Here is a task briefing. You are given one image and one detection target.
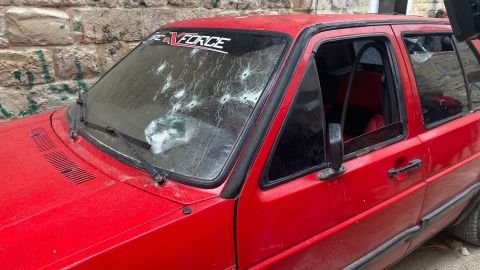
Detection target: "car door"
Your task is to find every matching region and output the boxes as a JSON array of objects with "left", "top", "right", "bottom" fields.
[
  {"left": 392, "top": 24, "right": 480, "bottom": 250},
  {"left": 235, "top": 26, "right": 427, "bottom": 270}
]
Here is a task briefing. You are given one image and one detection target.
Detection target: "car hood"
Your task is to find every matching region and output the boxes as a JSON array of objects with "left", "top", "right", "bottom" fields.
[{"left": 0, "top": 112, "right": 184, "bottom": 269}]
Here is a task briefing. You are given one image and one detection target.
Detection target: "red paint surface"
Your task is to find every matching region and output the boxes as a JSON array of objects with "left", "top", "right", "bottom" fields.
[
  {"left": 235, "top": 26, "right": 428, "bottom": 269},
  {"left": 0, "top": 112, "right": 234, "bottom": 269}
]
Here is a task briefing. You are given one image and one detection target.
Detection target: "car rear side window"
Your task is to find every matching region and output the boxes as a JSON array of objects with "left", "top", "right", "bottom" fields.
[
  {"left": 404, "top": 34, "right": 468, "bottom": 127},
  {"left": 454, "top": 39, "right": 480, "bottom": 109}
]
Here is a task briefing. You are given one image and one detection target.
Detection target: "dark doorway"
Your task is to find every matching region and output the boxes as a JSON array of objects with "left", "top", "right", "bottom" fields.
[{"left": 379, "top": 0, "right": 408, "bottom": 14}]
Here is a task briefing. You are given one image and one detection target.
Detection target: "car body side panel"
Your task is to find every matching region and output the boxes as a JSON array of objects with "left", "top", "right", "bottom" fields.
[
  {"left": 236, "top": 26, "right": 427, "bottom": 269},
  {"left": 409, "top": 198, "right": 472, "bottom": 250},
  {"left": 46, "top": 198, "right": 236, "bottom": 270},
  {"left": 392, "top": 23, "right": 480, "bottom": 251},
  {"left": 419, "top": 117, "right": 480, "bottom": 216},
  {"left": 248, "top": 183, "right": 425, "bottom": 270}
]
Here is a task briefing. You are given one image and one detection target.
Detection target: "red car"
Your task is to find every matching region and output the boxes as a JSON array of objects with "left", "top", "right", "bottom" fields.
[{"left": 2, "top": 14, "right": 480, "bottom": 269}]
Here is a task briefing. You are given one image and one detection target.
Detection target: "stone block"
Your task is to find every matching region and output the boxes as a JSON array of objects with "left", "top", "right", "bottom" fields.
[
  {"left": 0, "top": 9, "right": 7, "bottom": 47},
  {"left": 242, "top": 9, "right": 279, "bottom": 15},
  {"left": 355, "top": 0, "right": 369, "bottom": 13},
  {"left": 168, "top": 0, "right": 201, "bottom": 7},
  {"left": 203, "top": 0, "right": 216, "bottom": 8},
  {"left": 0, "top": 49, "right": 55, "bottom": 87},
  {"left": 290, "top": 0, "right": 307, "bottom": 10},
  {"left": 142, "top": 0, "right": 169, "bottom": 6},
  {"left": 264, "top": 0, "right": 291, "bottom": 9},
  {"left": 309, "top": 0, "right": 367, "bottom": 13},
  {"left": 143, "top": 8, "right": 195, "bottom": 33},
  {"left": 277, "top": 8, "right": 293, "bottom": 14},
  {"left": 85, "top": 0, "right": 119, "bottom": 7},
  {"left": 28, "top": 78, "right": 98, "bottom": 114},
  {"left": 86, "top": 0, "right": 167, "bottom": 8},
  {"left": 216, "top": 10, "right": 241, "bottom": 16},
  {"left": 216, "top": 0, "right": 263, "bottom": 9},
  {"left": 12, "top": 0, "right": 86, "bottom": 6},
  {"left": 6, "top": 7, "right": 73, "bottom": 45},
  {"left": 191, "top": 8, "right": 216, "bottom": 18},
  {"left": 0, "top": 86, "right": 28, "bottom": 119},
  {"left": 207, "top": 0, "right": 290, "bottom": 9},
  {"left": 53, "top": 45, "right": 101, "bottom": 80},
  {"left": 71, "top": 8, "right": 145, "bottom": 43}
]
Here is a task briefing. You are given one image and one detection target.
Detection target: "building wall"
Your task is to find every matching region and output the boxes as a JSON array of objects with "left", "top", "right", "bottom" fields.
[
  {"left": 0, "top": 0, "right": 437, "bottom": 120},
  {"left": 409, "top": 0, "right": 445, "bottom": 17}
]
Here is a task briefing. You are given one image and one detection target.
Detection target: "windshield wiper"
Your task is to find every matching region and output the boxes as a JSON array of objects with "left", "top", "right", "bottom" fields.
[
  {"left": 69, "top": 91, "right": 85, "bottom": 139},
  {"left": 69, "top": 92, "right": 165, "bottom": 185},
  {"left": 84, "top": 123, "right": 166, "bottom": 185},
  {"left": 83, "top": 121, "right": 152, "bottom": 150}
]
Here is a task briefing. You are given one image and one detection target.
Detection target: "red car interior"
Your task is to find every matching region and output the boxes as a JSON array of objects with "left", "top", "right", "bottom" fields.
[{"left": 337, "top": 71, "right": 385, "bottom": 134}]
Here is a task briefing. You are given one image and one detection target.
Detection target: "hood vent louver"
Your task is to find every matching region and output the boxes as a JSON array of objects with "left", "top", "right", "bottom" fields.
[
  {"left": 32, "top": 127, "right": 95, "bottom": 185},
  {"left": 44, "top": 151, "right": 95, "bottom": 184},
  {"left": 31, "top": 128, "right": 56, "bottom": 152}
]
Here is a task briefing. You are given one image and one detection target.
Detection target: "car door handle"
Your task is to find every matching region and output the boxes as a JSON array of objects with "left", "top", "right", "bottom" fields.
[{"left": 388, "top": 159, "right": 422, "bottom": 179}]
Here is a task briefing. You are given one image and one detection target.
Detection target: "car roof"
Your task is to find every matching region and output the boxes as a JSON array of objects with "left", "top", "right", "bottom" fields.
[{"left": 166, "top": 14, "right": 449, "bottom": 38}]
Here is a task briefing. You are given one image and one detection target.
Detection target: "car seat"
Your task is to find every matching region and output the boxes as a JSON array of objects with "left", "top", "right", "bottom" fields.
[{"left": 337, "top": 71, "right": 385, "bottom": 137}]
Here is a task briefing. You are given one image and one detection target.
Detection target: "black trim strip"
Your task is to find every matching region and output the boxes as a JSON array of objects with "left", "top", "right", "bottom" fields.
[
  {"left": 220, "top": 27, "right": 318, "bottom": 198},
  {"left": 259, "top": 56, "right": 327, "bottom": 189},
  {"left": 344, "top": 226, "right": 420, "bottom": 270},
  {"left": 343, "top": 183, "right": 480, "bottom": 269},
  {"left": 421, "top": 182, "right": 480, "bottom": 228},
  {"left": 310, "top": 20, "right": 448, "bottom": 34},
  {"left": 424, "top": 112, "right": 470, "bottom": 130},
  {"left": 452, "top": 36, "right": 473, "bottom": 111}
]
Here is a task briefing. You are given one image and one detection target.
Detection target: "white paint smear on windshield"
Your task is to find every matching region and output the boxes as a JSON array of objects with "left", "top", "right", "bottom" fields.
[{"left": 145, "top": 115, "right": 198, "bottom": 154}]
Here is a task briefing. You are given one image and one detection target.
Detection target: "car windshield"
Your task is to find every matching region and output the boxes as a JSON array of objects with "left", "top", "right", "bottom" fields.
[{"left": 71, "top": 30, "right": 288, "bottom": 183}]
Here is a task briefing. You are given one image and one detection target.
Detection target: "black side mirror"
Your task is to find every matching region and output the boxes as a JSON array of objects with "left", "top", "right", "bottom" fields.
[
  {"left": 445, "top": 0, "right": 480, "bottom": 41},
  {"left": 318, "top": 123, "right": 346, "bottom": 180}
]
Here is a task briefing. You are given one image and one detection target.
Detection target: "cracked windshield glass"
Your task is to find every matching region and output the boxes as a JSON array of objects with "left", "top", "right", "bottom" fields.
[{"left": 79, "top": 30, "right": 288, "bottom": 181}]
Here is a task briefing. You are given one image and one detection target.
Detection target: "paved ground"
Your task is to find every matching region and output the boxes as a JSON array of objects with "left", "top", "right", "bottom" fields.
[{"left": 390, "top": 232, "right": 480, "bottom": 270}]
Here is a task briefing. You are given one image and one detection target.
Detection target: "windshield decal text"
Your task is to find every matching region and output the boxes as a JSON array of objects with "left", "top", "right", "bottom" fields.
[{"left": 147, "top": 32, "right": 231, "bottom": 54}]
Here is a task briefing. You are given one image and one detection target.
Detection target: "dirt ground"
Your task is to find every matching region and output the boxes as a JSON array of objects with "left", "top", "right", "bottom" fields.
[{"left": 390, "top": 232, "right": 480, "bottom": 270}]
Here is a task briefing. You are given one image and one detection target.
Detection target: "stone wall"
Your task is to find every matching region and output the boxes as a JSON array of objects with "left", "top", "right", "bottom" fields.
[
  {"left": 0, "top": 0, "right": 435, "bottom": 121},
  {"left": 409, "top": 0, "right": 444, "bottom": 17}
]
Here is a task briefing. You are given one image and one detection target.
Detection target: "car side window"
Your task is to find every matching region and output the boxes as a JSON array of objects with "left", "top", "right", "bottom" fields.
[
  {"left": 267, "top": 57, "right": 326, "bottom": 181},
  {"left": 454, "top": 39, "right": 480, "bottom": 109},
  {"left": 267, "top": 36, "right": 405, "bottom": 184},
  {"left": 317, "top": 37, "right": 403, "bottom": 155},
  {"left": 404, "top": 34, "right": 468, "bottom": 126}
]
